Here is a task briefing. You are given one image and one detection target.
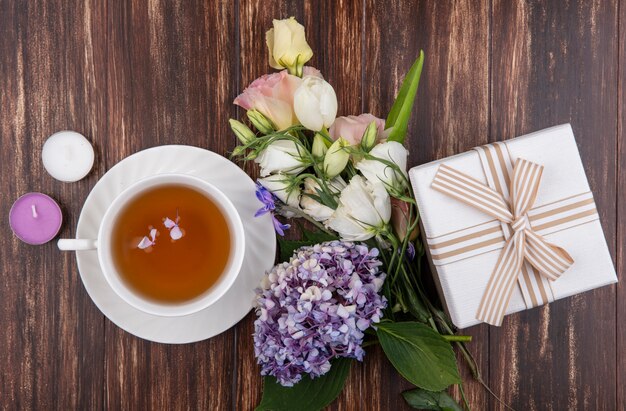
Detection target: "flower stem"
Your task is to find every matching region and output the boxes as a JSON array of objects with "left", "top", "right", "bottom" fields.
[
  {"left": 442, "top": 335, "right": 472, "bottom": 342},
  {"left": 458, "top": 382, "right": 471, "bottom": 411}
]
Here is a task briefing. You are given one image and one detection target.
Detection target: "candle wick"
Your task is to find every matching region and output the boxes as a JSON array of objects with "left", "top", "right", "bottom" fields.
[{"left": 31, "top": 204, "right": 38, "bottom": 218}]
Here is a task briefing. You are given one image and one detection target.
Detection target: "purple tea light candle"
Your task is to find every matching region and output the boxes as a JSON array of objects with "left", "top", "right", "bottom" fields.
[{"left": 9, "top": 193, "right": 63, "bottom": 245}]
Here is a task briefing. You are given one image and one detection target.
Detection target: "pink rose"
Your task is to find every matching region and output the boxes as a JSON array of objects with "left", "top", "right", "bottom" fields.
[
  {"left": 328, "top": 113, "right": 386, "bottom": 145},
  {"left": 390, "top": 197, "right": 418, "bottom": 241},
  {"left": 234, "top": 68, "right": 322, "bottom": 131}
]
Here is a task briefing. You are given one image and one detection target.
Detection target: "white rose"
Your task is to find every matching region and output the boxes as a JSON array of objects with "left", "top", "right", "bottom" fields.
[
  {"left": 293, "top": 76, "right": 338, "bottom": 131},
  {"left": 355, "top": 141, "right": 408, "bottom": 191},
  {"left": 325, "top": 175, "right": 391, "bottom": 241},
  {"left": 255, "top": 140, "right": 308, "bottom": 177}
]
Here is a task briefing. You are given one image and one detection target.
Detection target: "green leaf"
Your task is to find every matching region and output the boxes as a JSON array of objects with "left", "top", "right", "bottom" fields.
[
  {"left": 314, "top": 187, "right": 338, "bottom": 209},
  {"left": 277, "top": 239, "right": 311, "bottom": 262},
  {"left": 385, "top": 50, "right": 425, "bottom": 143},
  {"left": 399, "top": 281, "right": 430, "bottom": 323},
  {"left": 301, "top": 230, "right": 338, "bottom": 243},
  {"left": 402, "top": 388, "right": 463, "bottom": 411},
  {"left": 255, "top": 358, "right": 352, "bottom": 411},
  {"left": 277, "top": 231, "right": 338, "bottom": 262},
  {"left": 376, "top": 321, "right": 461, "bottom": 391}
]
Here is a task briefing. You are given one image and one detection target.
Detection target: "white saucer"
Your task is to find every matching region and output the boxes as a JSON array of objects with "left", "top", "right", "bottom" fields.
[{"left": 74, "top": 145, "right": 275, "bottom": 343}]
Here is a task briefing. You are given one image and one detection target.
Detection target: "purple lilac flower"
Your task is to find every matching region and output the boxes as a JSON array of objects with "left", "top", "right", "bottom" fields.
[
  {"left": 255, "top": 182, "right": 290, "bottom": 236},
  {"left": 253, "top": 240, "right": 387, "bottom": 386}
]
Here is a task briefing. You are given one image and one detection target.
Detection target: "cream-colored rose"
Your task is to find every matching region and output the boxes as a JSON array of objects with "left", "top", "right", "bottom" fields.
[{"left": 266, "top": 17, "right": 313, "bottom": 76}]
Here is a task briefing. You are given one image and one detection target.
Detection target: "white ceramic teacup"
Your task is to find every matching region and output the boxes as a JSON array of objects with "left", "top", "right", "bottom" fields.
[{"left": 58, "top": 174, "right": 245, "bottom": 317}]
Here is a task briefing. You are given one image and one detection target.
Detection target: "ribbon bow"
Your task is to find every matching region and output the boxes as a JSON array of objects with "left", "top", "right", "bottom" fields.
[{"left": 431, "top": 158, "right": 574, "bottom": 325}]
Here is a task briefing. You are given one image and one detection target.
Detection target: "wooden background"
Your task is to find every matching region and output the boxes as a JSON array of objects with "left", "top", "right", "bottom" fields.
[{"left": 0, "top": 0, "right": 624, "bottom": 409}]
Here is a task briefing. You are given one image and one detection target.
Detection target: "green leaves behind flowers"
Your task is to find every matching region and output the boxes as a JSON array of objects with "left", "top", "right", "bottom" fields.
[
  {"left": 277, "top": 230, "right": 338, "bottom": 262},
  {"left": 301, "top": 230, "right": 339, "bottom": 243},
  {"left": 376, "top": 321, "right": 461, "bottom": 392},
  {"left": 278, "top": 239, "right": 312, "bottom": 262},
  {"left": 402, "top": 388, "right": 463, "bottom": 411},
  {"left": 255, "top": 358, "right": 352, "bottom": 411},
  {"left": 385, "top": 50, "right": 424, "bottom": 143}
]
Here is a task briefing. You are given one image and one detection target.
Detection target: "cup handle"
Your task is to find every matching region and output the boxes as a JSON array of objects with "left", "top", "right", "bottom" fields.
[{"left": 57, "top": 239, "right": 98, "bottom": 251}]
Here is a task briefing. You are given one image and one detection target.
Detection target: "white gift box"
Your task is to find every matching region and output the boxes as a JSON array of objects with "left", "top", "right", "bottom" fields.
[{"left": 409, "top": 124, "right": 617, "bottom": 328}]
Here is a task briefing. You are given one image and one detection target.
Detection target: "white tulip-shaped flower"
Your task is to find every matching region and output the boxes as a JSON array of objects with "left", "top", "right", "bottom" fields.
[
  {"left": 255, "top": 140, "right": 309, "bottom": 177},
  {"left": 300, "top": 177, "right": 346, "bottom": 222},
  {"left": 258, "top": 174, "right": 301, "bottom": 210},
  {"left": 326, "top": 176, "right": 391, "bottom": 241},
  {"left": 355, "top": 141, "right": 408, "bottom": 191},
  {"left": 293, "top": 76, "right": 338, "bottom": 131}
]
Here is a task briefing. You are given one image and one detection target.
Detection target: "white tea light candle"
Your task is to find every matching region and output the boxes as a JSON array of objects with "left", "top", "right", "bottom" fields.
[{"left": 42, "top": 131, "right": 94, "bottom": 182}]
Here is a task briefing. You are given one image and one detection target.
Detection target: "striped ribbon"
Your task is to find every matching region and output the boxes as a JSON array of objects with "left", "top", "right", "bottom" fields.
[
  {"left": 475, "top": 142, "right": 555, "bottom": 311},
  {"left": 431, "top": 158, "right": 575, "bottom": 326}
]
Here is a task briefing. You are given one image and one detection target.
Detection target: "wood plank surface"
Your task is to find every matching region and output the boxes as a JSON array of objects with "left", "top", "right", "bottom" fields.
[
  {"left": 306, "top": 2, "right": 365, "bottom": 409},
  {"left": 490, "top": 1, "right": 618, "bottom": 410},
  {"left": 617, "top": 1, "right": 626, "bottom": 409},
  {"left": 102, "top": 1, "right": 238, "bottom": 409},
  {"left": 0, "top": 1, "right": 622, "bottom": 410},
  {"left": 0, "top": 1, "right": 107, "bottom": 409},
  {"left": 363, "top": 1, "right": 492, "bottom": 408},
  {"left": 234, "top": 4, "right": 308, "bottom": 410}
]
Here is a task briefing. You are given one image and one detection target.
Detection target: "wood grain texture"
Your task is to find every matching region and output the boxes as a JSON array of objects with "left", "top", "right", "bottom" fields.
[
  {"left": 306, "top": 1, "right": 365, "bottom": 409},
  {"left": 0, "top": 0, "right": 107, "bottom": 409},
  {"left": 0, "top": 1, "right": 622, "bottom": 410},
  {"left": 363, "top": 0, "right": 492, "bottom": 408},
  {"left": 102, "top": 1, "right": 237, "bottom": 410},
  {"left": 617, "top": 1, "right": 626, "bottom": 409},
  {"left": 235, "top": 2, "right": 307, "bottom": 409},
  {"left": 491, "top": 1, "right": 618, "bottom": 410}
]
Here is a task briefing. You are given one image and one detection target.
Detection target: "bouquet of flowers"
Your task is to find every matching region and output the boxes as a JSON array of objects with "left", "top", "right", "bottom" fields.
[{"left": 231, "top": 17, "right": 487, "bottom": 411}]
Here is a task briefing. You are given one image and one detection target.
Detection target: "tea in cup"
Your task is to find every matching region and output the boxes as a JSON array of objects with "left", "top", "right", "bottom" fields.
[{"left": 58, "top": 174, "right": 245, "bottom": 317}]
